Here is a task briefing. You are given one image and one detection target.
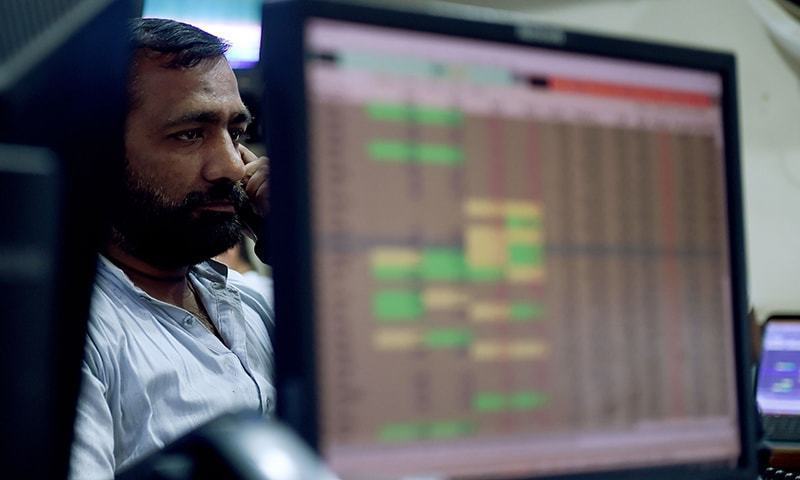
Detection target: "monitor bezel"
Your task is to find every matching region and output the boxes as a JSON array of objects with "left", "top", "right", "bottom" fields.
[{"left": 261, "top": 1, "right": 755, "bottom": 479}]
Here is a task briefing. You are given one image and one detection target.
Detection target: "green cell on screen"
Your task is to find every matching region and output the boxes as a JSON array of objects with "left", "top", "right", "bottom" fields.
[
  {"left": 508, "top": 244, "right": 543, "bottom": 266},
  {"left": 421, "top": 248, "right": 464, "bottom": 281},
  {"left": 366, "top": 103, "right": 410, "bottom": 122},
  {"left": 379, "top": 422, "right": 423, "bottom": 442},
  {"left": 474, "top": 391, "right": 548, "bottom": 412},
  {"left": 368, "top": 141, "right": 413, "bottom": 162},
  {"left": 510, "top": 302, "right": 545, "bottom": 321},
  {"left": 366, "top": 141, "right": 463, "bottom": 165},
  {"left": 424, "top": 328, "right": 473, "bottom": 348},
  {"left": 506, "top": 216, "right": 542, "bottom": 230},
  {"left": 414, "top": 144, "right": 463, "bottom": 165},
  {"left": 366, "top": 103, "right": 463, "bottom": 126},
  {"left": 373, "top": 290, "right": 424, "bottom": 322},
  {"left": 414, "top": 107, "right": 463, "bottom": 125},
  {"left": 509, "top": 391, "right": 548, "bottom": 410},
  {"left": 473, "top": 392, "right": 507, "bottom": 412},
  {"left": 465, "top": 266, "right": 505, "bottom": 283}
]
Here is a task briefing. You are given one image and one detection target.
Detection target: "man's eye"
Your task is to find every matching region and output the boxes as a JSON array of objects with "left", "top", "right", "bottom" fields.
[
  {"left": 230, "top": 128, "right": 249, "bottom": 143},
  {"left": 172, "top": 129, "right": 202, "bottom": 141}
]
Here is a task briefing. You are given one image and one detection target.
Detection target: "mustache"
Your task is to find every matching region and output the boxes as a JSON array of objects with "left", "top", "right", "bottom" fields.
[{"left": 182, "top": 182, "right": 248, "bottom": 211}]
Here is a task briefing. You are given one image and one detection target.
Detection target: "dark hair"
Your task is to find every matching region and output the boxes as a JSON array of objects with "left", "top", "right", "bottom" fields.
[
  {"left": 128, "top": 18, "right": 230, "bottom": 68},
  {"left": 126, "top": 18, "right": 230, "bottom": 110}
]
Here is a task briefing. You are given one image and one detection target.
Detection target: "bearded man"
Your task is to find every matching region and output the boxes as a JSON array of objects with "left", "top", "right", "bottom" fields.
[{"left": 69, "top": 18, "right": 274, "bottom": 479}]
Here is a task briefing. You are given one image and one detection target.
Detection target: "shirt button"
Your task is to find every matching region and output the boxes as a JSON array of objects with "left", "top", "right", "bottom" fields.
[{"left": 184, "top": 316, "right": 194, "bottom": 327}]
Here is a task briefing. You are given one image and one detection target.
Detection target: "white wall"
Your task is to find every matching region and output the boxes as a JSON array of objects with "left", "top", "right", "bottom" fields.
[{"left": 447, "top": 0, "right": 800, "bottom": 319}]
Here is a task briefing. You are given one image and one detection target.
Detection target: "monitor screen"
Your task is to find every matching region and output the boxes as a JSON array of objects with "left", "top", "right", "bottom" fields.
[
  {"left": 758, "top": 320, "right": 800, "bottom": 415},
  {"left": 142, "top": 0, "right": 261, "bottom": 69},
  {"left": 262, "top": 3, "right": 753, "bottom": 479}
]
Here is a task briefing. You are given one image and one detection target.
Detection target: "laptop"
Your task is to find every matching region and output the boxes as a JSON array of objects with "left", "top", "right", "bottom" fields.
[{"left": 758, "top": 315, "right": 800, "bottom": 442}]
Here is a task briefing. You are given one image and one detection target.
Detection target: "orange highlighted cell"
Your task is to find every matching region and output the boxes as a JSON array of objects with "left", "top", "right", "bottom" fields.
[{"left": 550, "top": 77, "right": 713, "bottom": 108}]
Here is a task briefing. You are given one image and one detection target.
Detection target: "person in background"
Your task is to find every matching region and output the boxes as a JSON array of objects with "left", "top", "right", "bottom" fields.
[
  {"left": 69, "top": 18, "right": 274, "bottom": 479},
  {"left": 215, "top": 238, "right": 274, "bottom": 306}
]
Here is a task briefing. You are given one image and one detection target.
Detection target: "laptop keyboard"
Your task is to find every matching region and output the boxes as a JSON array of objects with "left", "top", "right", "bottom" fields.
[
  {"left": 763, "top": 467, "right": 800, "bottom": 480},
  {"left": 764, "top": 415, "right": 800, "bottom": 441}
]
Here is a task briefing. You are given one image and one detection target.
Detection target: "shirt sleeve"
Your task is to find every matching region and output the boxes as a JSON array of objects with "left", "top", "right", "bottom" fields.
[{"left": 69, "top": 360, "right": 115, "bottom": 480}]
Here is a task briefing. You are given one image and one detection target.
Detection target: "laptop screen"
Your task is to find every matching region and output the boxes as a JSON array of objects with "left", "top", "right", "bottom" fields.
[
  {"left": 261, "top": 2, "right": 754, "bottom": 479},
  {"left": 758, "top": 320, "right": 800, "bottom": 415}
]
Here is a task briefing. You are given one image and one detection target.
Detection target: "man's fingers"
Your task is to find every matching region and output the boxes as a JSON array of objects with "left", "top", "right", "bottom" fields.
[
  {"left": 238, "top": 144, "right": 260, "bottom": 164},
  {"left": 237, "top": 145, "right": 269, "bottom": 216},
  {"left": 241, "top": 161, "right": 268, "bottom": 200},
  {"left": 245, "top": 163, "right": 267, "bottom": 193},
  {"left": 246, "top": 175, "right": 263, "bottom": 199},
  {"left": 243, "top": 158, "right": 267, "bottom": 178},
  {"left": 243, "top": 157, "right": 269, "bottom": 189}
]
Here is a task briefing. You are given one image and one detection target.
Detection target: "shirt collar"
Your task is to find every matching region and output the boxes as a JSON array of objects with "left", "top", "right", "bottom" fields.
[
  {"left": 190, "top": 258, "right": 230, "bottom": 285},
  {"left": 97, "top": 254, "right": 230, "bottom": 289}
]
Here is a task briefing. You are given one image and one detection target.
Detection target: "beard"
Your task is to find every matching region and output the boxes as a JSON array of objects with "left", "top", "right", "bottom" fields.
[{"left": 110, "top": 169, "right": 248, "bottom": 269}]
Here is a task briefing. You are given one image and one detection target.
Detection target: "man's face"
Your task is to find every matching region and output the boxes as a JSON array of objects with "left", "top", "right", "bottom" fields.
[{"left": 113, "top": 54, "right": 253, "bottom": 269}]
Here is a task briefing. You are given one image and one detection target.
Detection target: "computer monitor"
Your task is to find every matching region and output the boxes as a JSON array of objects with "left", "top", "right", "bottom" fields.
[
  {"left": 261, "top": 1, "right": 755, "bottom": 479},
  {"left": 0, "top": 0, "right": 132, "bottom": 478}
]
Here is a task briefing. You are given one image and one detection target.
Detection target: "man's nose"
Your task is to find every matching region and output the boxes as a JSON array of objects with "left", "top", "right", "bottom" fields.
[{"left": 203, "top": 131, "right": 246, "bottom": 183}]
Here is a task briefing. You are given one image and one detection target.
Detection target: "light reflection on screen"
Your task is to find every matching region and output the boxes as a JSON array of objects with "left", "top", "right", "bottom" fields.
[{"left": 142, "top": 0, "right": 261, "bottom": 69}]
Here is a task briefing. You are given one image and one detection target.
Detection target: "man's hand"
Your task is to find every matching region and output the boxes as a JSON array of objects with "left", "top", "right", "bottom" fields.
[
  {"left": 239, "top": 144, "right": 269, "bottom": 217},
  {"left": 237, "top": 145, "right": 271, "bottom": 263}
]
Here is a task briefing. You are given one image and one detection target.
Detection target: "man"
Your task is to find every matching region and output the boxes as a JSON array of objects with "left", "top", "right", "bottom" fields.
[{"left": 69, "top": 18, "right": 274, "bottom": 479}]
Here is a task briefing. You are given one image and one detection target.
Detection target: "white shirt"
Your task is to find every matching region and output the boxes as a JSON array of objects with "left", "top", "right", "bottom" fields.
[
  {"left": 69, "top": 256, "right": 275, "bottom": 479},
  {"left": 241, "top": 270, "right": 274, "bottom": 306}
]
